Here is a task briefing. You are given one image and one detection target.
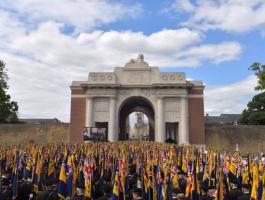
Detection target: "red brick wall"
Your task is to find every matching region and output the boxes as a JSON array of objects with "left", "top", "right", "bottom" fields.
[
  {"left": 70, "top": 97, "right": 86, "bottom": 143},
  {"left": 188, "top": 90, "right": 205, "bottom": 144}
]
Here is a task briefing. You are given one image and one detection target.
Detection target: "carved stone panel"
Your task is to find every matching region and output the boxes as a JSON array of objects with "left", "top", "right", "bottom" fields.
[
  {"left": 160, "top": 72, "right": 186, "bottom": 84},
  {"left": 89, "top": 72, "right": 116, "bottom": 84},
  {"left": 119, "top": 71, "right": 151, "bottom": 84}
]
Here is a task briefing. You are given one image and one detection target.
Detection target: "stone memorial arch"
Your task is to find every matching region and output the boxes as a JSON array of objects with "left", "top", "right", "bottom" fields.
[{"left": 70, "top": 54, "right": 205, "bottom": 144}]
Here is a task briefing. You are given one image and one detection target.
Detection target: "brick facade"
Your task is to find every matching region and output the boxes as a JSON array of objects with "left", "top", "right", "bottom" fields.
[
  {"left": 69, "top": 97, "right": 86, "bottom": 142},
  {"left": 188, "top": 89, "right": 205, "bottom": 144}
]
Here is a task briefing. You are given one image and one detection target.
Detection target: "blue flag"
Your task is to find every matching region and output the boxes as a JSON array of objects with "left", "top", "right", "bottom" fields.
[
  {"left": 66, "top": 157, "right": 73, "bottom": 198},
  {"left": 57, "top": 162, "right": 67, "bottom": 199}
]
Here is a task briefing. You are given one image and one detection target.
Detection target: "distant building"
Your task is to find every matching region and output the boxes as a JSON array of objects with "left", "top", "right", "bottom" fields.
[
  {"left": 128, "top": 112, "right": 149, "bottom": 140},
  {"left": 205, "top": 114, "right": 241, "bottom": 125},
  {"left": 20, "top": 118, "right": 61, "bottom": 125}
]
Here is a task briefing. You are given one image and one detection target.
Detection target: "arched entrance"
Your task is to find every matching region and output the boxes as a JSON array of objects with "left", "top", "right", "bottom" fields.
[{"left": 119, "top": 96, "right": 155, "bottom": 140}]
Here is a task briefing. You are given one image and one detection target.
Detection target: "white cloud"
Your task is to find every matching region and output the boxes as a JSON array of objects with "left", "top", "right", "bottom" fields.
[
  {"left": 1, "top": 52, "right": 70, "bottom": 120},
  {"left": 169, "top": 0, "right": 265, "bottom": 33},
  {"left": 0, "top": 0, "right": 142, "bottom": 32},
  {"left": 175, "top": 42, "right": 241, "bottom": 66},
  {"left": 6, "top": 22, "right": 241, "bottom": 69},
  {"left": 0, "top": 10, "right": 26, "bottom": 48},
  {"left": 205, "top": 75, "right": 258, "bottom": 115}
]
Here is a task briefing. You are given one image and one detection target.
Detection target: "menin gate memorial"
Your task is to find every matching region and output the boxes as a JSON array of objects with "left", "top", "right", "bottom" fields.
[{"left": 70, "top": 54, "right": 205, "bottom": 144}]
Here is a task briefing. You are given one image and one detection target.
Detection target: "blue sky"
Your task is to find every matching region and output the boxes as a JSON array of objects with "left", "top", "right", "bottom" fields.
[{"left": 0, "top": 0, "right": 265, "bottom": 121}]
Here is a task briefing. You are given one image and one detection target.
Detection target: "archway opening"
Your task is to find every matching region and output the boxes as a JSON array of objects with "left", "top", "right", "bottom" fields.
[
  {"left": 119, "top": 97, "right": 154, "bottom": 140},
  {"left": 126, "top": 112, "right": 149, "bottom": 140}
]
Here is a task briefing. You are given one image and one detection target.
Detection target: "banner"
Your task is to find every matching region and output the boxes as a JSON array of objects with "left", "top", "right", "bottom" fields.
[{"left": 83, "top": 127, "right": 107, "bottom": 141}]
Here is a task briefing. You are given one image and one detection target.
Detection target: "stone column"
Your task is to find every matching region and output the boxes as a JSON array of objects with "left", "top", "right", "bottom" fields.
[
  {"left": 156, "top": 97, "right": 165, "bottom": 142},
  {"left": 179, "top": 96, "right": 189, "bottom": 144},
  {"left": 108, "top": 97, "right": 116, "bottom": 142},
  {"left": 86, "top": 96, "right": 93, "bottom": 127}
]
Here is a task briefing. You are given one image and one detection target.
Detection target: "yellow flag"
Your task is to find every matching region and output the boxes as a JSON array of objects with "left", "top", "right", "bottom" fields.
[
  {"left": 182, "top": 159, "right": 187, "bottom": 173},
  {"left": 59, "top": 163, "right": 66, "bottom": 183},
  {"left": 144, "top": 173, "right": 148, "bottom": 193},
  {"left": 262, "top": 170, "right": 265, "bottom": 200},
  {"left": 229, "top": 162, "right": 237, "bottom": 176},
  {"left": 113, "top": 172, "right": 119, "bottom": 197},
  {"left": 215, "top": 169, "right": 224, "bottom": 200},
  {"left": 185, "top": 176, "right": 191, "bottom": 198},
  {"left": 85, "top": 177, "right": 91, "bottom": 198},
  {"left": 83, "top": 159, "right": 92, "bottom": 199},
  {"left": 251, "top": 164, "right": 258, "bottom": 199},
  {"left": 242, "top": 167, "right": 249, "bottom": 185},
  {"left": 48, "top": 159, "right": 55, "bottom": 177},
  {"left": 172, "top": 173, "right": 179, "bottom": 189}
]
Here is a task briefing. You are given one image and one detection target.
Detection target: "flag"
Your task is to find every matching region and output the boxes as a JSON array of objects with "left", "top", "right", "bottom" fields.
[
  {"left": 257, "top": 180, "right": 262, "bottom": 200},
  {"left": 71, "top": 155, "right": 78, "bottom": 196},
  {"left": 144, "top": 171, "right": 148, "bottom": 195},
  {"left": 12, "top": 156, "right": 18, "bottom": 200},
  {"left": 66, "top": 157, "right": 73, "bottom": 198},
  {"left": 242, "top": 166, "right": 249, "bottom": 185},
  {"left": 202, "top": 163, "right": 209, "bottom": 187},
  {"left": 215, "top": 168, "right": 224, "bottom": 200},
  {"left": 229, "top": 162, "right": 237, "bottom": 176},
  {"left": 32, "top": 155, "right": 42, "bottom": 193},
  {"left": 156, "top": 167, "right": 163, "bottom": 200},
  {"left": 251, "top": 164, "right": 259, "bottom": 199},
  {"left": 48, "top": 158, "right": 55, "bottom": 178},
  {"left": 84, "top": 158, "right": 92, "bottom": 199},
  {"left": 57, "top": 162, "right": 67, "bottom": 200},
  {"left": 172, "top": 171, "right": 179, "bottom": 189},
  {"left": 148, "top": 164, "right": 154, "bottom": 200},
  {"left": 191, "top": 161, "right": 200, "bottom": 200},
  {"left": 185, "top": 175, "right": 192, "bottom": 198},
  {"left": 118, "top": 158, "right": 125, "bottom": 199},
  {"left": 182, "top": 158, "right": 187, "bottom": 174},
  {"left": 261, "top": 169, "right": 265, "bottom": 200},
  {"left": 112, "top": 170, "right": 119, "bottom": 200},
  {"left": 23, "top": 158, "right": 32, "bottom": 180}
]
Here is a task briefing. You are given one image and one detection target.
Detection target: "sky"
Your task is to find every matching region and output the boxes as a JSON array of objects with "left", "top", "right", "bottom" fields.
[{"left": 1, "top": 0, "right": 265, "bottom": 122}]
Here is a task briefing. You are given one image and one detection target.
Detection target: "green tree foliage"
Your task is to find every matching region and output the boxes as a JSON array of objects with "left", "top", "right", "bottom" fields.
[
  {"left": 240, "top": 62, "right": 265, "bottom": 125},
  {"left": 249, "top": 62, "right": 265, "bottom": 90},
  {"left": 0, "top": 60, "right": 18, "bottom": 123},
  {"left": 240, "top": 92, "right": 265, "bottom": 125}
]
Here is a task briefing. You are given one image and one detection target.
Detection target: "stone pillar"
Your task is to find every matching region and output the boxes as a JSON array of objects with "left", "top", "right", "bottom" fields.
[
  {"left": 156, "top": 97, "right": 165, "bottom": 142},
  {"left": 86, "top": 96, "right": 93, "bottom": 127},
  {"left": 179, "top": 96, "right": 189, "bottom": 144},
  {"left": 108, "top": 97, "right": 116, "bottom": 142}
]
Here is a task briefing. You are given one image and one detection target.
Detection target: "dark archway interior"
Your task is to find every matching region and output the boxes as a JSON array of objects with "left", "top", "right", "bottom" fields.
[{"left": 119, "top": 97, "right": 155, "bottom": 140}]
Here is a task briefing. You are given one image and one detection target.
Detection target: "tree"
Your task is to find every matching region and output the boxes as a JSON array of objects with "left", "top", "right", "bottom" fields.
[
  {"left": 240, "top": 92, "right": 265, "bottom": 125},
  {"left": 0, "top": 60, "right": 18, "bottom": 123},
  {"left": 240, "top": 62, "right": 265, "bottom": 125},
  {"left": 249, "top": 62, "right": 265, "bottom": 90}
]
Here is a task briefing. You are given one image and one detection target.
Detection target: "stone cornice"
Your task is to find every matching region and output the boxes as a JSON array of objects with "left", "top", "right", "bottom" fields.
[{"left": 78, "top": 83, "right": 192, "bottom": 89}]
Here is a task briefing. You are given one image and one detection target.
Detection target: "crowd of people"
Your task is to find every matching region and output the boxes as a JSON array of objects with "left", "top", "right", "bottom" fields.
[{"left": 0, "top": 142, "right": 264, "bottom": 200}]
